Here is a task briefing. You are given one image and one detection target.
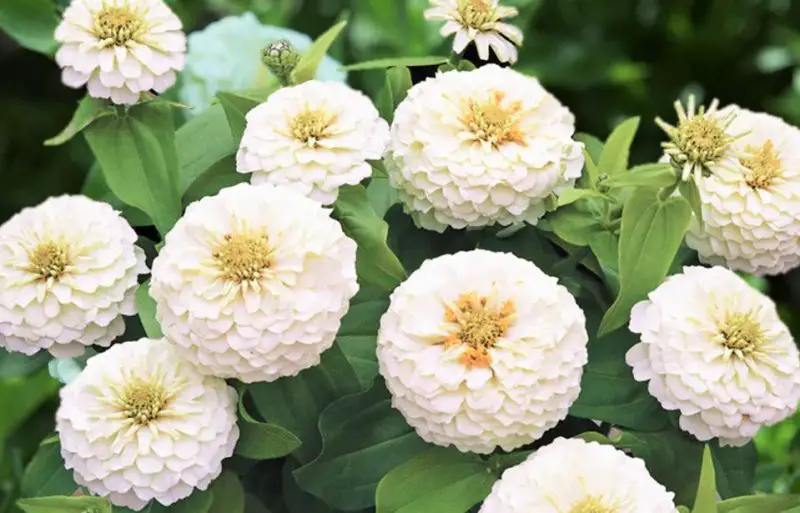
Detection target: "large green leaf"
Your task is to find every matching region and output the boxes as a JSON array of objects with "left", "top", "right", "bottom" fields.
[
  {"left": 17, "top": 496, "right": 112, "bottom": 513},
  {"left": 84, "top": 101, "right": 182, "bottom": 236},
  {"left": 208, "top": 471, "right": 245, "bottom": 513},
  {"left": 598, "top": 188, "right": 692, "bottom": 336},
  {"left": 336, "top": 285, "right": 390, "bottom": 389},
  {"left": 20, "top": 439, "right": 79, "bottom": 498},
  {"left": 480, "top": 225, "right": 561, "bottom": 274},
  {"left": 588, "top": 231, "right": 620, "bottom": 295},
  {"left": 115, "top": 489, "right": 213, "bottom": 513},
  {"left": 176, "top": 104, "right": 236, "bottom": 195},
  {"left": 544, "top": 198, "right": 607, "bottom": 247},
  {"left": 693, "top": 446, "right": 719, "bottom": 513},
  {"left": 603, "top": 163, "right": 677, "bottom": 189},
  {"left": 342, "top": 56, "right": 450, "bottom": 71},
  {"left": 0, "top": 349, "right": 51, "bottom": 378},
  {"left": 718, "top": 495, "right": 800, "bottom": 513},
  {"left": 293, "top": 381, "right": 430, "bottom": 511},
  {"left": 182, "top": 155, "right": 247, "bottom": 206},
  {"left": 134, "top": 281, "right": 162, "bottom": 339},
  {"left": 712, "top": 442, "right": 757, "bottom": 499},
  {"left": 236, "top": 392, "right": 302, "bottom": 461},
  {"left": 598, "top": 117, "right": 640, "bottom": 176},
  {"left": 291, "top": 20, "right": 349, "bottom": 84},
  {"left": 377, "top": 66, "right": 412, "bottom": 123},
  {"left": 0, "top": 0, "right": 58, "bottom": 55},
  {"left": 81, "top": 164, "right": 152, "bottom": 227},
  {"left": 366, "top": 172, "right": 399, "bottom": 219},
  {"left": 375, "top": 447, "right": 496, "bottom": 513},
  {"left": 0, "top": 369, "right": 60, "bottom": 439},
  {"left": 45, "top": 96, "right": 113, "bottom": 146},
  {"left": 334, "top": 185, "right": 407, "bottom": 291},
  {"left": 217, "top": 92, "right": 263, "bottom": 144}
]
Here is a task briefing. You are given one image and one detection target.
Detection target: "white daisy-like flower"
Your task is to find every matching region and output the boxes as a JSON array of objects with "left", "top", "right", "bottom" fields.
[
  {"left": 0, "top": 195, "right": 147, "bottom": 358},
  {"left": 425, "top": 0, "right": 523, "bottom": 64},
  {"left": 626, "top": 265, "right": 800, "bottom": 447},
  {"left": 236, "top": 80, "right": 390, "bottom": 205},
  {"left": 377, "top": 249, "right": 588, "bottom": 454},
  {"left": 680, "top": 106, "right": 800, "bottom": 275},
  {"left": 149, "top": 182, "right": 358, "bottom": 383},
  {"left": 385, "top": 64, "right": 584, "bottom": 233},
  {"left": 56, "top": 338, "right": 239, "bottom": 511},
  {"left": 55, "top": 0, "right": 186, "bottom": 105},
  {"left": 480, "top": 437, "right": 678, "bottom": 513}
]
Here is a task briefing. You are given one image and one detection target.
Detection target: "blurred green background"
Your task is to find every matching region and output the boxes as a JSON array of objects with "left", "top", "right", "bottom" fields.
[{"left": 3, "top": 0, "right": 800, "bottom": 505}]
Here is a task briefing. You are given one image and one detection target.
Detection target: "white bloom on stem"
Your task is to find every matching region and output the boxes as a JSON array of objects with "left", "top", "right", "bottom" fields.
[
  {"left": 0, "top": 195, "right": 147, "bottom": 357},
  {"left": 425, "top": 0, "right": 523, "bottom": 64},
  {"left": 56, "top": 338, "right": 239, "bottom": 511},
  {"left": 236, "top": 80, "right": 390, "bottom": 205},
  {"left": 627, "top": 265, "right": 800, "bottom": 447},
  {"left": 480, "top": 437, "right": 678, "bottom": 513},
  {"left": 55, "top": 0, "right": 187, "bottom": 105},
  {"left": 377, "top": 249, "right": 588, "bottom": 454},
  {"left": 150, "top": 183, "right": 358, "bottom": 383},
  {"left": 385, "top": 64, "right": 584, "bottom": 233}
]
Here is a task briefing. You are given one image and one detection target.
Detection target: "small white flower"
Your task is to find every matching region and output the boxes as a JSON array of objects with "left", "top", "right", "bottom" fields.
[
  {"left": 150, "top": 183, "right": 359, "bottom": 383},
  {"left": 425, "top": 0, "right": 523, "bottom": 64},
  {"left": 56, "top": 338, "right": 239, "bottom": 511},
  {"left": 627, "top": 266, "right": 800, "bottom": 447},
  {"left": 236, "top": 80, "right": 390, "bottom": 205},
  {"left": 55, "top": 0, "right": 186, "bottom": 105},
  {"left": 385, "top": 64, "right": 584, "bottom": 233},
  {"left": 0, "top": 195, "right": 147, "bottom": 357},
  {"left": 480, "top": 437, "right": 678, "bottom": 513},
  {"left": 377, "top": 249, "right": 588, "bottom": 454}
]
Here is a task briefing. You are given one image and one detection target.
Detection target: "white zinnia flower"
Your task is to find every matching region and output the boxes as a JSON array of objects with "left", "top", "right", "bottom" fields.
[
  {"left": 150, "top": 183, "right": 358, "bottom": 383},
  {"left": 56, "top": 338, "right": 239, "bottom": 511},
  {"left": 385, "top": 64, "right": 584, "bottom": 233},
  {"left": 236, "top": 80, "right": 390, "bottom": 205},
  {"left": 0, "top": 195, "right": 147, "bottom": 357},
  {"left": 425, "top": 0, "right": 523, "bottom": 64},
  {"left": 627, "top": 265, "right": 800, "bottom": 447},
  {"left": 55, "top": 0, "right": 186, "bottom": 105},
  {"left": 377, "top": 249, "right": 588, "bottom": 454},
  {"left": 480, "top": 437, "right": 678, "bottom": 513}
]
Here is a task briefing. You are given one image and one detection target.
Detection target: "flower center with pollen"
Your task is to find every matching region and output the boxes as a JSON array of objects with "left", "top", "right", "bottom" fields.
[
  {"left": 442, "top": 292, "right": 515, "bottom": 369},
  {"left": 116, "top": 378, "right": 173, "bottom": 426},
  {"left": 740, "top": 140, "right": 782, "bottom": 189},
  {"left": 26, "top": 242, "right": 69, "bottom": 281},
  {"left": 570, "top": 497, "right": 616, "bottom": 513},
  {"left": 719, "top": 311, "right": 764, "bottom": 358},
  {"left": 457, "top": 0, "right": 496, "bottom": 29},
  {"left": 462, "top": 91, "right": 525, "bottom": 148},
  {"left": 93, "top": 6, "right": 144, "bottom": 47},
  {"left": 676, "top": 117, "right": 731, "bottom": 166},
  {"left": 213, "top": 232, "right": 273, "bottom": 283},
  {"left": 289, "top": 108, "right": 337, "bottom": 148}
]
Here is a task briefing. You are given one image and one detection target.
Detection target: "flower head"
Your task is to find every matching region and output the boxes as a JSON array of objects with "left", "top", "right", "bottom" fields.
[
  {"left": 377, "top": 250, "right": 588, "bottom": 454},
  {"left": 385, "top": 64, "right": 584, "bottom": 232},
  {"left": 425, "top": 0, "right": 523, "bottom": 63},
  {"left": 56, "top": 338, "right": 238, "bottom": 511},
  {"left": 236, "top": 80, "right": 390, "bottom": 205},
  {"left": 0, "top": 195, "right": 147, "bottom": 357},
  {"left": 149, "top": 183, "right": 358, "bottom": 383},
  {"left": 55, "top": 0, "right": 186, "bottom": 105},
  {"left": 627, "top": 266, "right": 800, "bottom": 447},
  {"left": 479, "top": 437, "right": 678, "bottom": 513}
]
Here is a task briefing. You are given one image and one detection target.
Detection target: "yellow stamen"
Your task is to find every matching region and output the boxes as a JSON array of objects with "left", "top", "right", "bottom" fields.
[
  {"left": 441, "top": 292, "right": 515, "bottom": 369},
  {"left": 213, "top": 232, "right": 273, "bottom": 283},
  {"left": 741, "top": 140, "right": 782, "bottom": 189},
  {"left": 461, "top": 91, "right": 525, "bottom": 148},
  {"left": 93, "top": 6, "right": 145, "bottom": 47}
]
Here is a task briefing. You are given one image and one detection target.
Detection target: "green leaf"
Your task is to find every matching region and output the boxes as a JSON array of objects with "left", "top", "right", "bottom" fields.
[
  {"left": 375, "top": 447, "right": 495, "bottom": 513},
  {"left": 377, "top": 66, "right": 413, "bottom": 123},
  {"left": 135, "top": 281, "right": 162, "bottom": 339},
  {"left": 45, "top": 96, "right": 113, "bottom": 146},
  {"left": 0, "top": 369, "right": 60, "bottom": 438},
  {"left": 236, "top": 412, "right": 302, "bottom": 461},
  {"left": 0, "top": 0, "right": 58, "bottom": 55},
  {"left": 0, "top": 349, "right": 51, "bottom": 378},
  {"left": 575, "top": 132, "right": 604, "bottom": 164},
  {"left": 209, "top": 471, "right": 245, "bottom": 513},
  {"left": 589, "top": 231, "right": 620, "bottom": 295},
  {"left": 575, "top": 432, "right": 615, "bottom": 445},
  {"left": 176, "top": 104, "right": 236, "bottom": 195},
  {"left": 693, "top": 446, "right": 719, "bottom": 513},
  {"left": 598, "top": 117, "right": 640, "bottom": 176},
  {"left": 545, "top": 200, "right": 606, "bottom": 246},
  {"left": 334, "top": 185, "right": 407, "bottom": 291},
  {"left": 217, "top": 92, "right": 263, "bottom": 143},
  {"left": 718, "top": 494, "right": 800, "bottom": 513},
  {"left": 81, "top": 164, "right": 152, "bottom": 227},
  {"left": 712, "top": 443, "right": 757, "bottom": 499},
  {"left": 480, "top": 225, "right": 561, "bottom": 274},
  {"left": 679, "top": 507, "right": 692, "bottom": 513},
  {"left": 84, "top": 101, "right": 182, "bottom": 236},
  {"left": 598, "top": 188, "right": 692, "bottom": 336},
  {"left": 293, "top": 381, "right": 429, "bottom": 511},
  {"left": 17, "top": 496, "right": 112, "bottom": 513},
  {"left": 557, "top": 188, "right": 607, "bottom": 207},
  {"left": 603, "top": 163, "right": 678, "bottom": 189},
  {"left": 182, "top": 155, "right": 247, "bottom": 206},
  {"left": 366, "top": 173, "right": 399, "bottom": 219},
  {"left": 679, "top": 178, "right": 704, "bottom": 225},
  {"left": 341, "top": 56, "right": 450, "bottom": 71},
  {"left": 336, "top": 286, "right": 390, "bottom": 389},
  {"left": 291, "top": 19, "right": 349, "bottom": 84},
  {"left": 115, "top": 489, "right": 213, "bottom": 513},
  {"left": 21, "top": 440, "right": 79, "bottom": 498}
]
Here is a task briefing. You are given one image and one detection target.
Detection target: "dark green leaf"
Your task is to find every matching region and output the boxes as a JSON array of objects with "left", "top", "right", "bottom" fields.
[
  {"left": 182, "top": 155, "right": 247, "bottom": 206},
  {"left": 45, "top": 96, "right": 113, "bottom": 146},
  {"left": 135, "top": 281, "right": 162, "bottom": 339},
  {"left": 375, "top": 447, "right": 495, "bottom": 513},
  {"left": 21, "top": 440, "right": 79, "bottom": 498},
  {"left": 176, "top": 104, "right": 236, "bottom": 195},
  {"left": 718, "top": 494, "right": 800, "bottom": 513},
  {"left": 0, "top": 0, "right": 58, "bottom": 55},
  {"left": 712, "top": 443, "right": 757, "bottom": 499},
  {"left": 236, "top": 416, "right": 302, "bottom": 461},
  {"left": 217, "top": 92, "right": 263, "bottom": 144},
  {"left": 0, "top": 349, "right": 51, "bottom": 378},
  {"left": 292, "top": 20, "right": 349, "bottom": 84},
  {"left": 377, "top": 66, "right": 412, "bottom": 122},
  {"left": 336, "top": 286, "right": 390, "bottom": 389},
  {"left": 693, "top": 446, "right": 719, "bottom": 513},
  {"left": 603, "top": 163, "right": 678, "bottom": 189},
  {"left": 115, "top": 489, "right": 213, "bottom": 513},
  {"left": 209, "top": 471, "right": 245, "bottom": 513},
  {"left": 598, "top": 117, "right": 640, "bottom": 176},
  {"left": 480, "top": 225, "right": 561, "bottom": 274},
  {"left": 17, "top": 496, "right": 112, "bottom": 513},
  {"left": 0, "top": 369, "right": 59, "bottom": 438},
  {"left": 341, "top": 56, "right": 450, "bottom": 71},
  {"left": 293, "top": 381, "right": 429, "bottom": 511}
]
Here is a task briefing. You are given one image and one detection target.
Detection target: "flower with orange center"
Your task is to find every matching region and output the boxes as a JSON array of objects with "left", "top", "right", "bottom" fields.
[{"left": 377, "top": 249, "right": 588, "bottom": 454}]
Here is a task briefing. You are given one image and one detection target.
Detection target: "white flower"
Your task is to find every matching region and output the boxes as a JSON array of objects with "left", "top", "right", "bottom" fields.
[
  {"left": 236, "top": 80, "right": 390, "bottom": 205},
  {"left": 377, "top": 249, "right": 588, "bottom": 454},
  {"left": 55, "top": 0, "right": 186, "bottom": 105},
  {"left": 425, "top": 0, "right": 523, "bottom": 64},
  {"left": 385, "top": 64, "right": 584, "bottom": 233},
  {"left": 480, "top": 437, "right": 678, "bottom": 513},
  {"left": 149, "top": 183, "right": 358, "bottom": 383},
  {"left": 0, "top": 195, "right": 147, "bottom": 358},
  {"left": 56, "top": 338, "right": 239, "bottom": 511},
  {"left": 626, "top": 265, "right": 800, "bottom": 447},
  {"left": 681, "top": 106, "right": 800, "bottom": 275}
]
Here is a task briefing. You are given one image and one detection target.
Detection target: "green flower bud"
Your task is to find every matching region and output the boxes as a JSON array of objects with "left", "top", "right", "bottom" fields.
[{"left": 262, "top": 39, "right": 301, "bottom": 86}]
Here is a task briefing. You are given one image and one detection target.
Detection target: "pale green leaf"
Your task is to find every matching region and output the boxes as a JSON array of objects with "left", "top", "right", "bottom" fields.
[
  {"left": 0, "top": 0, "right": 58, "bottom": 55},
  {"left": 603, "top": 163, "right": 678, "bottom": 189},
  {"left": 341, "top": 56, "right": 450, "bottom": 71},
  {"left": 45, "top": 96, "right": 113, "bottom": 146},
  {"left": 291, "top": 20, "right": 349, "bottom": 84},
  {"left": 589, "top": 231, "right": 620, "bottom": 295},
  {"left": 599, "top": 117, "right": 641, "bottom": 176},
  {"left": 377, "top": 66, "right": 412, "bottom": 122},
  {"left": 557, "top": 188, "right": 606, "bottom": 207},
  {"left": 575, "top": 132, "right": 604, "bottom": 164},
  {"left": 176, "top": 104, "right": 236, "bottom": 195},
  {"left": 135, "top": 281, "right": 162, "bottom": 339},
  {"left": 692, "top": 446, "right": 719, "bottom": 513},
  {"left": 217, "top": 92, "right": 262, "bottom": 143},
  {"left": 718, "top": 494, "right": 800, "bottom": 513},
  {"left": 17, "top": 496, "right": 112, "bottom": 513},
  {"left": 679, "top": 178, "right": 704, "bottom": 226}
]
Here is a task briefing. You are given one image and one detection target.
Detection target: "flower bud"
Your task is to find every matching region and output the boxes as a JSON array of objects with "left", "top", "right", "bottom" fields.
[{"left": 262, "top": 39, "right": 301, "bottom": 85}]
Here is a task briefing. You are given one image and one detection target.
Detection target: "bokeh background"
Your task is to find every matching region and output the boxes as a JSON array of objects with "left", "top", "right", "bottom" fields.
[{"left": 3, "top": 0, "right": 800, "bottom": 503}]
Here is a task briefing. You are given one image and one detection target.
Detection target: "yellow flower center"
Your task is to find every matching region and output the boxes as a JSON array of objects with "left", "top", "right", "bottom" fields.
[
  {"left": 116, "top": 377, "right": 173, "bottom": 426},
  {"left": 458, "top": 0, "right": 497, "bottom": 29},
  {"left": 720, "top": 311, "right": 764, "bottom": 357},
  {"left": 740, "top": 140, "right": 782, "bottom": 189},
  {"left": 93, "top": 5, "right": 145, "bottom": 47},
  {"left": 213, "top": 232, "right": 273, "bottom": 283},
  {"left": 26, "top": 242, "right": 69, "bottom": 281},
  {"left": 570, "top": 497, "right": 616, "bottom": 513},
  {"left": 442, "top": 292, "right": 515, "bottom": 369},
  {"left": 461, "top": 91, "right": 525, "bottom": 148},
  {"left": 676, "top": 117, "right": 731, "bottom": 165},
  {"left": 289, "top": 108, "right": 337, "bottom": 148}
]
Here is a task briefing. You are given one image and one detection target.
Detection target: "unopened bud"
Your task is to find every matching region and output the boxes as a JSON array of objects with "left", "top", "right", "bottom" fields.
[{"left": 262, "top": 39, "right": 301, "bottom": 86}]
